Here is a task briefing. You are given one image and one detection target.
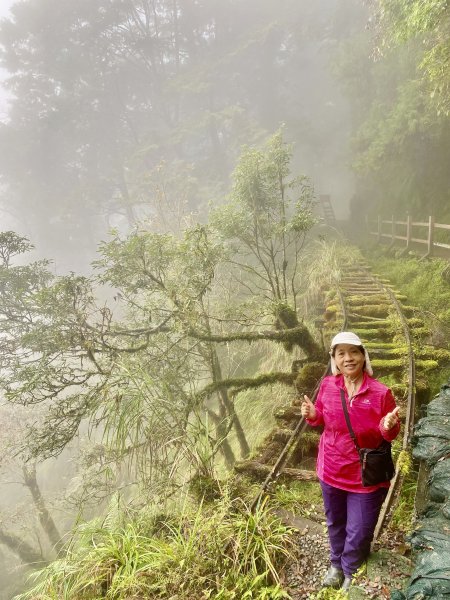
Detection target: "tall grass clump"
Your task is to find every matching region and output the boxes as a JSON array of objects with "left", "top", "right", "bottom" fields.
[
  {"left": 370, "top": 254, "right": 450, "bottom": 333},
  {"left": 16, "top": 494, "right": 294, "bottom": 600}
]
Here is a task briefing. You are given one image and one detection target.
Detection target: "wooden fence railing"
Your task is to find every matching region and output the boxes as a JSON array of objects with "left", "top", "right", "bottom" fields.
[{"left": 368, "top": 215, "right": 450, "bottom": 257}]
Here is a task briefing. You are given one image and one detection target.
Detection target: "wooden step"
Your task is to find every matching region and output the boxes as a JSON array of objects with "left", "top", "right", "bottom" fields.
[
  {"left": 274, "top": 406, "right": 303, "bottom": 421},
  {"left": 234, "top": 460, "right": 318, "bottom": 482}
]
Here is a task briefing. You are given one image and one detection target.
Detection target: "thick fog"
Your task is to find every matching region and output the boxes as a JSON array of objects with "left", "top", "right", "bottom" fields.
[
  {"left": 0, "top": 0, "right": 448, "bottom": 597},
  {"left": 0, "top": 0, "right": 365, "bottom": 274}
]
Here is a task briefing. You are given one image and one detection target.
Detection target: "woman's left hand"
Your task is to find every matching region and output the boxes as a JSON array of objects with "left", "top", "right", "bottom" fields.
[{"left": 384, "top": 406, "right": 400, "bottom": 430}]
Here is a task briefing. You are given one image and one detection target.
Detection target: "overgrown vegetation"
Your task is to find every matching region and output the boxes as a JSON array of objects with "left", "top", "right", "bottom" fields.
[
  {"left": 370, "top": 252, "right": 450, "bottom": 328},
  {"left": 16, "top": 494, "right": 294, "bottom": 600},
  {"left": 390, "top": 476, "right": 418, "bottom": 535},
  {"left": 0, "top": 133, "right": 331, "bottom": 596},
  {"left": 335, "top": 0, "right": 450, "bottom": 221},
  {"left": 273, "top": 482, "right": 323, "bottom": 520},
  {"left": 0, "top": 0, "right": 447, "bottom": 592},
  {"left": 368, "top": 249, "right": 450, "bottom": 394}
]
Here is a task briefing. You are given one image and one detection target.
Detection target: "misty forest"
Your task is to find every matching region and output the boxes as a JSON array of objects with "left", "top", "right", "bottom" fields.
[{"left": 0, "top": 1, "right": 449, "bottom": 599}]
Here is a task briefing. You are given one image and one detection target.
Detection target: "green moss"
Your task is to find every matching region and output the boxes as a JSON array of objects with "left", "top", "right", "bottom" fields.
[
  {"left": 294, "top": 430, "right": 320, "bottom": 453},
  {"left": 390, "top": 477, "right": 417, "bottom": 535},
  {"left": 369, "top": 346, "right": 448, "bottom": 360},
  {"left": 198, "top": 372, "right": 296, "bottom": 401},
  {"left": 390, "top": 383, "right": 409, "bottom": 399},
  {"left": 397, "top": 450, "right": 413, "bottom": 476},
  {"left": 273, "top": 303, "right": 300, "bottom": 352},
  {"left": 352, "top": 327, "right": 392, "bottom": 337},
  {"left": 351, "top": 319, "right": 392, "bottom": 327},
  {"left": 377, "top": 373, "right": 399, "bottom": 388},
  {"left": 346, "top": 295, "right": 389, "bottom": 305},
  {"left": 371, "top": 358, "right": 404, "bottom": 371},
  {"left": 401, "top": 306, "right": 417, "bottom": 317},
  {"left": 294, "top": 362, "right": 327, "bottom": 394},
  {"left": 405, "top": 317, "right": 425, "bottom": 328},
  {"left": 189, "top": 474, "right": 222, "bottom": 502},
  {"left": 277, "top": 326, "right": 323, "bottom": 357},
  {"left": 419, "top": 347, "right": 450, "bottom": 362},
  {"left": 351, "top": 324, "right": 392, "bottom": 333},
  {"left": 289, "top": 430, "right": 321, "bottom": 465},
  {"left": 349, "top": 305, "right": 391, "bottom": 316},
  {"left": 415, "top": 359, "right": 439, "bottom": 370},
  {"left": 273, "top": 303, "right": 299, "bottom": 329},
  {"left": 372, "top": 357, "right": 439, "bottom": 372},
  {"left": 324, "top": 304, "right": 339, "bottom": 320}
]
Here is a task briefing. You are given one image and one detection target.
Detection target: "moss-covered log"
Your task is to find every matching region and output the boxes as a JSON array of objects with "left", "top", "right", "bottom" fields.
[
  {"left": 234, "top": 460, "right": 318, "bottom": 482},
  {"left": 273, "top": 428, "right": 297, "bottom": 443},
  {"left": 256, "top": 439, "right": 289, "bottom": 464},
  {"left": 196, "top": 371, "right": 296, "bottom": 402},
  {"left": 346, "top": 294, "right": 391, "bottom": 305},
  {"left": 188, "top": 324, "right": 323, "bottom": 359},
  {"left": 274, "top": 406, "right": 303, "bottom": 421},
  {"left": 294, "top": 362, "right": 326, "bottom": 395}
]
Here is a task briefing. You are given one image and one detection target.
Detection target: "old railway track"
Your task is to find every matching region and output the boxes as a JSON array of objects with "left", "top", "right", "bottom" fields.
[{"left": 236, "top": 261, "right": 447, "bottom": 539}]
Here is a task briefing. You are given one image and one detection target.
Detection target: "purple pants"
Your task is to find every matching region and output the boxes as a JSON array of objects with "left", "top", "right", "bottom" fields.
[{"left": 320, "top": 480, "right": 387, "bottom": 577}]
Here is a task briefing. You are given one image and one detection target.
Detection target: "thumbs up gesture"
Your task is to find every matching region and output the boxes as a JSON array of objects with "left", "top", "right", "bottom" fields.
[
  {"left": 301, "top": 395, "right": 317, "bottom": 420},
  {"left": 384, "top": 406, "right": 400, "bottom": 430}
]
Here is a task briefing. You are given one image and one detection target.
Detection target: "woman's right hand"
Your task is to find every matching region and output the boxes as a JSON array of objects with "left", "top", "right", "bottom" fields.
[{"left": 301, "top": 395, "right": 317, "bottom": 420}]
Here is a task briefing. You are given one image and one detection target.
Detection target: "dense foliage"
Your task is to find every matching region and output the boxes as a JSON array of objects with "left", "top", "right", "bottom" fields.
[
  {"left": 0, "top": 0, "right": 348, "bottom": 269},
  {"left": 0, "top": 0, "right": 449, "bottom": 596},
  {"left": 369, "top": 249, "right": 450, "bottom": 353},
  {"left": 0, "top": 133, "right": 330, "bottom": 597},
  {"left": 336, "top": 0, "right": 450, "bottom": 221},
  {"left": 16, "top": 494, "right": 293, "bottom": 600}
]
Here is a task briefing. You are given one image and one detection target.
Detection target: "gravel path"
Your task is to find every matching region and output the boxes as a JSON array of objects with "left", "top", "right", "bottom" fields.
[
  {"left": 282, "top": 526, "right": 332, "bottom": 599},
  {"left": 278, "top": 512, "right": 412, "bottom": 599},
  {"left": 276, "top": 510, "right": 331, "bottom": 598}
]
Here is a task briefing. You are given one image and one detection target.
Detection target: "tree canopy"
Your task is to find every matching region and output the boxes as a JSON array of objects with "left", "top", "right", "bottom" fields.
[
  {"left": 0, "top": 133, "right": 322, "bottom": 505},
  {"left": 0, "top": 0, "right": 353, "bottom": 267},
  {"left": 334, "top": 0, "right": 450, "bottom": 220}
]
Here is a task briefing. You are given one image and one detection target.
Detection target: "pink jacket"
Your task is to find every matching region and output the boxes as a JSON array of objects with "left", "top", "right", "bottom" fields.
[{"left": 306, "top": 373, "right": 400, "bottom": 493}]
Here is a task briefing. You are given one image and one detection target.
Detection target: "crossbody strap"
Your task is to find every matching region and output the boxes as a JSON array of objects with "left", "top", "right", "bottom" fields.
[{"left": 339, "top": 389, "right": 361, "bottom": 452}]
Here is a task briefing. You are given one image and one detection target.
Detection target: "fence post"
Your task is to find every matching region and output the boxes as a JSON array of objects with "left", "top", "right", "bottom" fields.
[
  {"left": 427, "top": 215, "right": 435, "bottom": 256},
  {"left": 406, "top": 214, "right": 412, "bottom": 250},
  {"left": 378, "top": 215, "right": 382, "bottom": 244}
]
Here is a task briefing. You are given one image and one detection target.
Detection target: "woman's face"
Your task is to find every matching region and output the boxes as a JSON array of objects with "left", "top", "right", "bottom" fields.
[{"left": 333, "top": 343, "right": 365, "bottom": 378}]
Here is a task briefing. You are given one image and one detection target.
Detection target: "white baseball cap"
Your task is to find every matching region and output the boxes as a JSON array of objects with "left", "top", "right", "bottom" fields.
[{"left": 329, "top": 331, "right": 373, "bottom": 376}]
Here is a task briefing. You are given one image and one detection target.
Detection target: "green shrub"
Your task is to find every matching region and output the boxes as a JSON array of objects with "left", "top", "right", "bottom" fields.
[{"left": 16, "top": 494, "right": 295, "bottom": 600}]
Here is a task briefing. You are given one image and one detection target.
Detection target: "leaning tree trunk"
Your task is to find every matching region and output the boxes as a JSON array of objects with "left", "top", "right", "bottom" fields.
[
  {"left": 210, "top": 347, "right": 251, "bottom": 459},
  {"left": 23, "top": 464, "right": 63, "bottom": 555},
  {"left": 0, "top": 528, "right": 44, "bottom": 565},
  {"left": 206, "top": 405, "right": 236, "bottom": 468}
]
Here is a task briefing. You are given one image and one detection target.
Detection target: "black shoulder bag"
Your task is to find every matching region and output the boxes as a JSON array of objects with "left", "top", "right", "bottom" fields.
[{"left": 340, "top": 389, "right": 395, "bottom": 487}]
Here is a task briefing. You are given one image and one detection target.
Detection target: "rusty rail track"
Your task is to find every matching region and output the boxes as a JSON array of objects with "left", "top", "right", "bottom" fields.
[{"left": 373, "top": 282, "right": 416, "bottom": 539}]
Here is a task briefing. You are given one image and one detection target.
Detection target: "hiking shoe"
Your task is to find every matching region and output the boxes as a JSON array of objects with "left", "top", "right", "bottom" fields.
[
  {"left": 322, "top": 565, "right": 344, "bottom": 588},
  {"left": 341, "top": 576, "right": 352, "bottom": 591}
]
